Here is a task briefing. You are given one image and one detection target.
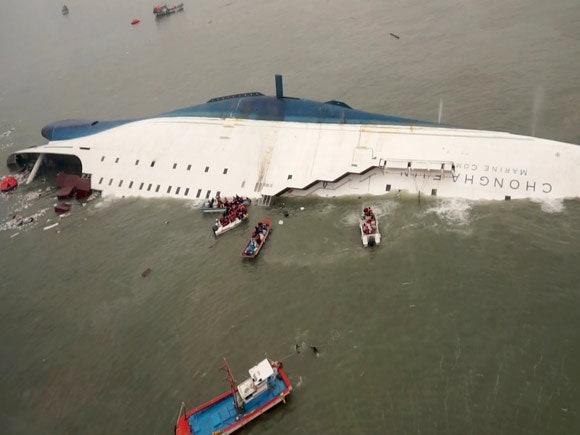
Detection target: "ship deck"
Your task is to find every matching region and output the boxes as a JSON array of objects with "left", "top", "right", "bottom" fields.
[{"left": 186, "top": 374, "right": 288, "bottom": 434}]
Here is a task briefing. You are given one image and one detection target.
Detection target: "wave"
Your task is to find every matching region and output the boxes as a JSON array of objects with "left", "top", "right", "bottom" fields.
[
  {"left": 531, "top": 198, "right": 565, "bottom": 214},
  {"left": 424, "top": 198, "right": 473, "bottom": 227}
]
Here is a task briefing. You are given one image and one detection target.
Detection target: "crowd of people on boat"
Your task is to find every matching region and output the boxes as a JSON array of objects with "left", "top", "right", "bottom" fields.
[
  {"left": 361, "top": 207, "right": 378, "bottom": 234},
  {"left": 215, "top": 196, "right": 248, "bottom": 228},
  {"left": 244, "top": 221, "right": 269, "bottom": 255},
  {"left": 205, "top": 194, "right": 248, "bottom": 210}
]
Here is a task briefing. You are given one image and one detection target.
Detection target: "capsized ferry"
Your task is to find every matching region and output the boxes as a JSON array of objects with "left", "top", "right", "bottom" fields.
[{"left": 7, "top": 75, "right": 580, "bottom": 204}]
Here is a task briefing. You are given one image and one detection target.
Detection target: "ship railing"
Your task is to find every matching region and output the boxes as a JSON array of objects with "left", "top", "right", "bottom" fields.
[{"left": 379, "top": 158, "right": 456, "bottom": 178}]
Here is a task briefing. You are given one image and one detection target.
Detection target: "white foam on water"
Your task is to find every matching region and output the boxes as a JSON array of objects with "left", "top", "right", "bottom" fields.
[
  {"left": 0, "top": 127, "right": 14, "bottom": 151},
  {"left": 0, "top": 207, "right": 48, "bottom": 232},
  {"left": 424, "top": 198, "right": 473, "bottom": 226},
  {"left": 532, "top": 198, "right": 565, "bottom": 214},
  {"left": 185, "top": 199, "right": 204, "bottom": 211}
]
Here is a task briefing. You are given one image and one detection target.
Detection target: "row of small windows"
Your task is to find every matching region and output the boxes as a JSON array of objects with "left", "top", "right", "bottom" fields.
[
  {"left": 100, "top": 156, "right": 228, "bottom": 174},
  {"left": 98, "top": 177, "right": 220, "bottom": 198}
]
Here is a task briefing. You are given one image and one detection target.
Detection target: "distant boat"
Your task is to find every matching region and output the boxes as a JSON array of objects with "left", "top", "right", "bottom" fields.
[
  {"left": 175, "top": 357, "right": 292, "bottom": 435},
  {"left": 1, "top": 175, "right": 18, "bottom": 192},
  {"left": 61, "top": 5, "right": 69, "bottom": 15},
  {"left": 131, "top": 18, "right": 140, "bottom": 25},
  {"left": 241, "top": 218, "right": 271, "bottom": 258},
  {"left": 153, "top": 3, "right": 184, "bottom": 18},
  {"left": 359, "top": 206, "right": 380, "bottom": 247}
]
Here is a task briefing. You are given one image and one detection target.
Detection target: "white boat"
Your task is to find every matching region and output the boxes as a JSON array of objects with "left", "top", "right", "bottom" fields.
[
  {"left": 359, "top": 207, "right": 380, "bottom": 247},
  {"left": 7, "top": 75, "right": 580, "bottom": 204},
  {"left": 212, "top": 213, "right": 248, "bottom": 237}
]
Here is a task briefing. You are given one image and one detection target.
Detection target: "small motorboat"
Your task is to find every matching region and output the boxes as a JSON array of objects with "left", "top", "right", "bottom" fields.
[
  {"left": 202, "top": 196, "right": 251, "bottom": 213},
  {"left": 131, "top": 18, "right": 140, "bottom": 25},
  {"left": 241, "top": 218, "right": 271, "bottom": 258},
  {"left": 174, "top": 357, "right": 291, "bottom": 435},
  {"left": 1, "top": 175, "right": 18, "bottom": 192},
  {"left": 359, "top": 206, "right": 381, "bottom": 247},
  {"left": 62, "top": 5, "right": 69, "bottom": 15},
  {"left": 213, "top": 213, "right": 248, "bottom": 237},
  {"left": 153, "top": 3, "right": 184, "bottom": 18}
]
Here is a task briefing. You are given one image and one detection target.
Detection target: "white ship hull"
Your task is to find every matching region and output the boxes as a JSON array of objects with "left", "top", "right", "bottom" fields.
[{"left": 8, "top": 77, "right": 580, "bottom": 203}]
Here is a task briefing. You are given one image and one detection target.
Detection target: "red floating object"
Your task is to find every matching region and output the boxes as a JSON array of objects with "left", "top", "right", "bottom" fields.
[
  {"left": 131, "top": 18, "right": 140, "bottom": 25},
  {"left": 1, "top": 175, "right": 18, "bottom": 192},
  {"left": 55, "top": 202, "right": 72, "bottom": 214}
]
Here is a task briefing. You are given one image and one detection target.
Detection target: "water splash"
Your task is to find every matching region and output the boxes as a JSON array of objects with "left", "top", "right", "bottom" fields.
[
  {"left": 531, "top": 198, "right": 565, "bottom": 214},
  {"left": 0, "top": 127, "right": 15, "bottom": 152},
  {"left": 424, "top": 198, "right": 473, "bottom": 226}
]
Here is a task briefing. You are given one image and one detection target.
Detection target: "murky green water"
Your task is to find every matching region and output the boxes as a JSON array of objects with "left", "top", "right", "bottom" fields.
[{"left": 1, "top": 0, "right": 579, "bottom": 433}]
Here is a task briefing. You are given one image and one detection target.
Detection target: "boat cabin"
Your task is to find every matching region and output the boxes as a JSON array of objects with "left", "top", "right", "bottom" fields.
[{"left": 236, "top": 359, "right": 274, "bottom": 404}]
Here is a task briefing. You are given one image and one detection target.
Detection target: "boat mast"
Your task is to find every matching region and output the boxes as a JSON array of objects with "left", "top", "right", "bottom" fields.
[{"left": 219, "top": 358, "right": 244, "bottom": 414}]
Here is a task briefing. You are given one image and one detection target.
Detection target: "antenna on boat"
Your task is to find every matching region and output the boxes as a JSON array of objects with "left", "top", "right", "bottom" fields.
[
  {"left": 219, "top": 358, "right": 237, "bottom": 390},
  {"left": 275, "top": 74, "right": 284, "bottom": 99},
  {"left": 219, "top": 358, "right": 243, "bottom": 414},
  {"left": 438, "top": 98, "right": 443, "bottom": 124}
]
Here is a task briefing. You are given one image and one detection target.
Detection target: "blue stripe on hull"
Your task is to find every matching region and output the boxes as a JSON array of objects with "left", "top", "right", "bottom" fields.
[
  {"left": 41, "top": 95, "right": 441, "bottom": 141},
  {"left": 187, "top": 375, "right": 288, "bottom": 434}
]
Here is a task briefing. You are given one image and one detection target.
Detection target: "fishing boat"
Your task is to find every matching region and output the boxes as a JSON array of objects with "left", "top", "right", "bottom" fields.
[
  {"left": 202, "top": 197, "right": 251, "bottom": 213},
  {"left": 175, "top": 357, "right": 292, "bottom": 435},
  {"left": 8, "top": 75, "right": 580, "bottom": 203},
  {"left": 213, "top": 213, "right": 248, "bottom": 237},
  {"left": 359, "top": 206, "right": 380, "bottom": 247},
  {"left": 241, "top": 218, "right": 271, "bottom": 258},
  {"left": 153, "top": 3, "right": 184, "bottom": 18},
  {"left": 61, "top": 5, "right": 69, "bottom": 15}
]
